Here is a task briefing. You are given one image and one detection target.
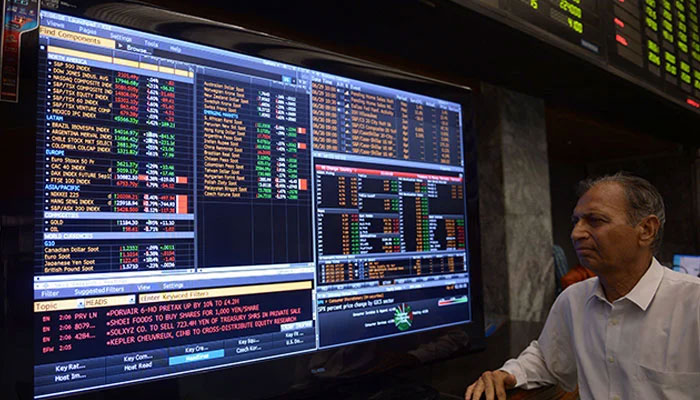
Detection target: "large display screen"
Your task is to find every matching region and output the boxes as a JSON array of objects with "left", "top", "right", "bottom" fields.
[
  {"left": 33, "top": 10, "right": 473, "bottom": 398},
  {"left": 460, "top": 0, "right": 700, "bottom": 113},
  {"left": 607, "top": 0, "right": 700, "bottom": 109}
]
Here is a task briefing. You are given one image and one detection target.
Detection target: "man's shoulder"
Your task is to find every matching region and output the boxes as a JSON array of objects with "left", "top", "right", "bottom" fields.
[
  {"left": 655, "top": 267, "right": 700, "bottom": 326},
  {"left": 556, "top": 276, "right": 599, "bottom": 304},
  {"left": 663, "top": 266, "right": 700, "bottom": 285},
  {"left": 660, "top": 267, "right": 700, "bottom": 297}
]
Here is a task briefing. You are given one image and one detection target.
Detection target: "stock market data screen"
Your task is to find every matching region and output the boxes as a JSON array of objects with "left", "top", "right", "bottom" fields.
[
  {"left": 33, "top": 10, "right": 473, "bottom": 398},
  {"left": 462, "top": 0, "right": 700, "bottom": 112},
  {"left": 607, "top": 0, "right": 700, "bottom": 107}
]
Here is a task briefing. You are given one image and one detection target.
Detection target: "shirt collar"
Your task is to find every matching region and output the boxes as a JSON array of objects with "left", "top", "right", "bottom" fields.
[{"left": 586, "top": 257, "right": 665, "bottom": 311}]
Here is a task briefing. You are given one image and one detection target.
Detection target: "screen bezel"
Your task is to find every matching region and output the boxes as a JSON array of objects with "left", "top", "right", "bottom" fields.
[{"left": 2, "top": 1, "right": 485, "bottom": 399}]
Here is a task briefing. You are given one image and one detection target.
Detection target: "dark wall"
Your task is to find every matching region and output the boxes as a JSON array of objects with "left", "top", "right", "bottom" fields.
[{"left": 548, "top": 162, "right": 586, "bottom": 269}]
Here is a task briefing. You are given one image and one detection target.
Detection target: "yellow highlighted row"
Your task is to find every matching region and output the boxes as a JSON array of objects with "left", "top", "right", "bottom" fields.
[
  {"left": 48, "top": 45, "right": 112, "bottom": 63},
  {"left": 34, "top": 295, "right": 135, "bottom": 313},
  {"left": 47, "top": 45, "right": 194, "bottom": 78},
  {"left": 139, "top": 281, "right": 313, "bottom": 304}
]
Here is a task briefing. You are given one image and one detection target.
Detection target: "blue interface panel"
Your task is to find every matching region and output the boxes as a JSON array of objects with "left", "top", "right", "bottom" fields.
[{"left": 33, "top": 10, "right": 472, "bottom": 398}]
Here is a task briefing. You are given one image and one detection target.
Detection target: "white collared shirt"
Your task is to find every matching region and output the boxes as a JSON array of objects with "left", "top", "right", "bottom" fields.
[{"left": 500, "top": 258, "right": 700, "bottom": 400}]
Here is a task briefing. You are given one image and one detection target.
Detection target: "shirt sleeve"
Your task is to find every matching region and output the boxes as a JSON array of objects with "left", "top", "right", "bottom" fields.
[
  {"left": 499, "top": 340, "right": 558, "bottom": 390},
  {"left": 498, "top": 291, "right": 578, "bottom": 391}
]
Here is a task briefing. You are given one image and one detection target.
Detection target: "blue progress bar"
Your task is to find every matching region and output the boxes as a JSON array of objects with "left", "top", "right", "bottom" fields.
[{"left": 169, "top": 350, "right": 225, "bottom": 366}]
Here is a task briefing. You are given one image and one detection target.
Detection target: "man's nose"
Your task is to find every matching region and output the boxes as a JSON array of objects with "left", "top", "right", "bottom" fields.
[{"left": 571, "top": 221, "right": 587, "bottom": 242}]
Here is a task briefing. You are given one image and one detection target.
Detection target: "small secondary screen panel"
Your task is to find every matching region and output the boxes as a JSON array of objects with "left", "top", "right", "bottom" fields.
[
  {"left": 673, "top": 254, "right": 700, "bottom": 276},
  {"left": 33, "top": 10, "right": 472, "bottom": 398}
]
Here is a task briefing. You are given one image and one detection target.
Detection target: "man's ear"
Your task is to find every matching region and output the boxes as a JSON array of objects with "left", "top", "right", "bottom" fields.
[{"left": 637, "top": 215, "right": 660, "bottom": 248}]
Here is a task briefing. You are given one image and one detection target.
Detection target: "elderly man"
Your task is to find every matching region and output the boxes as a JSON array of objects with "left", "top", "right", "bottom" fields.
[{"left": 465, "top": 173, "right": 700, "bottom": 400}]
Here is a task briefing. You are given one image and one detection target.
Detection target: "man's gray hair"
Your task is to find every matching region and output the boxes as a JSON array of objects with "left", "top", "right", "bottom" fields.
[{"left": 577, "top": 172, "right": 666, "bottom": 254}]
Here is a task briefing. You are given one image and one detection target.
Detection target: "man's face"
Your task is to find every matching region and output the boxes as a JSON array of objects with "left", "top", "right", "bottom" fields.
[{"left": 570, "top": 182, "right": 641, "bottom": 273}]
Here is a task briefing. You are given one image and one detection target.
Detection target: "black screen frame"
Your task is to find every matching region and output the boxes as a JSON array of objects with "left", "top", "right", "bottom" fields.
[{"left": 0, "top": 1, "right": 485, "bottom": 399}]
